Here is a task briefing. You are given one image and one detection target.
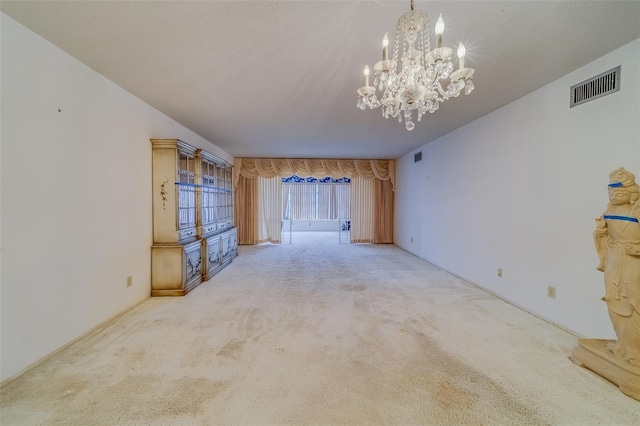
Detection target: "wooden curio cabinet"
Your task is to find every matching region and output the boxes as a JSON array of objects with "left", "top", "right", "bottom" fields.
[
  {"left": 198, "top": 150, "right": 237, "bottom": 280},
  {"left": 151, "top": 139, "right": 237, "bottom": 296}
]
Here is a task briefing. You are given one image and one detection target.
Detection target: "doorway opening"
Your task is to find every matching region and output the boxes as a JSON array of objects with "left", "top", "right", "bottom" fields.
[{"left": 281, "top": 176, "right": 350, "bottom": 244}]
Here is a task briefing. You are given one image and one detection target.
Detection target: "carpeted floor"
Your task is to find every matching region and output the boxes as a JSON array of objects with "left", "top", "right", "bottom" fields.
[{"left": 1, "top": 233, "right": 639, "bottom": 425}]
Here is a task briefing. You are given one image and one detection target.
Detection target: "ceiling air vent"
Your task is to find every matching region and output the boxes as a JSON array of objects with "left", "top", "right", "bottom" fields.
[
  {"left": 414, "top": 151, "right": 422, "bottom": 163},
  {"left": 570, "top": 65, "right": 620, "bottom": 108}
]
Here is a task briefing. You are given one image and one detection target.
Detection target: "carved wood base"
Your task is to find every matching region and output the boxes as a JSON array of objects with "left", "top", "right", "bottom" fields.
[{"left": 570, "top": 338, "right": 640, "bottom": 401}]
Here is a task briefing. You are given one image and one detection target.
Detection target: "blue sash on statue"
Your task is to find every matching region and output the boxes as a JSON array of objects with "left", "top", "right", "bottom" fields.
[{"left": 603, "top": 215, "right": 639, "bottom": 223}]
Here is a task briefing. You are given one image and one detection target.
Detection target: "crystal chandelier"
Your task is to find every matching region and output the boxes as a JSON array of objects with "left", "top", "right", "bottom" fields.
[{"left": 356, "top": 0, "right": 475, "bottom": 131}]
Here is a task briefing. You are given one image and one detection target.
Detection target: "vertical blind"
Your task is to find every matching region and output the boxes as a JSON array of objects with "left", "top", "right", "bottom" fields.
[{"left": 283, "top": 183, "right": 350, "bottom": 220}]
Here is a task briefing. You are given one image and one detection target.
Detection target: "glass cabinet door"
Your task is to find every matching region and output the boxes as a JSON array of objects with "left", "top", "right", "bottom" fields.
[
  {"left": 225, "top": 169, "right": 233, "bottom": 220},
  {"left": 201, "top": 159, "right": 217, "bottom": 225},
  {"left": 217, "top": 165, "right": 226, "bottom": 222},
  {"left": 193, "top": 151, "right": 234, "bottom": 234},
  {"left": 177, "top": 151, "right": 196, "bottom": 229}
]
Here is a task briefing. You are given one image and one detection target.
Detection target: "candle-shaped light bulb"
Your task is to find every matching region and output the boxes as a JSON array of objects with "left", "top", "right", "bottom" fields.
[
  {"left": 457, "top": 42, "right": 466, "bottom": 69},
  {"left": 435, "top": 14, "right": 444, "bottom": 48},
  {"left": 382, "top": 33, "right": 389, "bottom": 60},
  {"left": 364, "top": 65, "right": 370, "bottom": 87}
]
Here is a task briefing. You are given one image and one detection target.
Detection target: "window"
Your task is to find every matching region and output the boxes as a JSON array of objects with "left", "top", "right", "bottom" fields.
[{"left": 282, "top": 176, "right": 350, "bottom": 220}]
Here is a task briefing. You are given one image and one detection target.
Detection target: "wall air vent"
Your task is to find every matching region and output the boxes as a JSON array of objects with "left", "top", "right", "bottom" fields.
[
  {"left": 570, "top": 65, "right": 620, "bottom": 108},
  {"left": 414, "top": 151, "right": 422, "bottom": 163}
]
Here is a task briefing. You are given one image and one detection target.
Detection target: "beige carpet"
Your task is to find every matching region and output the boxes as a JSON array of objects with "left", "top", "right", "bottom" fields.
[{"left": 2, "top": 233, "right": 639, "bottom": 425}]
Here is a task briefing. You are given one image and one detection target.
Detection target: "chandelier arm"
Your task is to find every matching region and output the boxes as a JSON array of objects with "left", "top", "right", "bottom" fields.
[
  {"left": 364, "top": 97, "right": 383, "bottom": 109},
  {"left": 434, "top": 84, "right": 449, "bottom": 99}
]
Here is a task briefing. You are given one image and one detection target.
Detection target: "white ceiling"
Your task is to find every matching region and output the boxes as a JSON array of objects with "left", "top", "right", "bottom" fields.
[{"left": 2, "top": 1, "right": 639, "bottom": 159}]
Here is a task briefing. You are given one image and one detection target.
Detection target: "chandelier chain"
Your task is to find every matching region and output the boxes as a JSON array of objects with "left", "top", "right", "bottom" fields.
[{"left": 393, "top": 23, "right": 400, "bottom": 63}]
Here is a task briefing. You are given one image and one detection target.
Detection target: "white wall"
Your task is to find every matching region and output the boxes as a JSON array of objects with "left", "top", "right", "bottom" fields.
[
  {"left": 0, "top": 13, "right": 232, "bottom": 382},
  {"left": 395, "top": 38, "right": 640, "bottom": 339}
]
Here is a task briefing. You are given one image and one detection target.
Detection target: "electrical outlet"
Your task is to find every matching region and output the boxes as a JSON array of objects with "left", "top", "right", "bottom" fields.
[
  {"left": 547, "top": 285, "right": 556, "bottom": 299},
  {"left": 497, "top": 268, "right": 503, "bottom": 278},
  {"left": 126, "top": 276, "right": 133, "bottom": 288}
]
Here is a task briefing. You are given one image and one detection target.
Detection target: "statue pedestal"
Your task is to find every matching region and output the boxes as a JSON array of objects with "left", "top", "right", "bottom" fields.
[{"left": 570, "top": 338, "right": 640, "bottom": 401}]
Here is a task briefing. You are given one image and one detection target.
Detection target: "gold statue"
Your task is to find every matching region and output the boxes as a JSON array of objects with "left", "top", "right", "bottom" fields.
[
  {"left": 593, "top": 167, "right": 640, "bottom": 367},
  {"left": 571, "top": 167, "right": 640, "bottom": 400}
]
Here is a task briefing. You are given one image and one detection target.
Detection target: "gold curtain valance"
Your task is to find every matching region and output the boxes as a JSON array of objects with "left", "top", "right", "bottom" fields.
[{"left": 234, "top": 158, "right": 395, "bottom": 190}]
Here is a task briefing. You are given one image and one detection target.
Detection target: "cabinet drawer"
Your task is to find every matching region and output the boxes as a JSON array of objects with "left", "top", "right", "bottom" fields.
[
  {"left": 179, "top": 227, "right": 197, "bottom": 241},
  {"left": 201, "top": 223, "right": 217, "bottom": 235}
]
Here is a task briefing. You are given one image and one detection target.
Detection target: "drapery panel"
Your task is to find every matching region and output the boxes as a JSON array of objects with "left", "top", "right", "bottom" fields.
[
  {"left": 234, "top": 176, "right": 258, "bottom": 245},
  {"left": 374, "top": 178, "right": 394, "bottom": 244},
  {"left": 258, "top": 176, "right": 283, "bottom": 244},
  {"left": 350, "top": 177, "right": 375, "bottom": 243},
  {"left": 234, "top": 158, "right": 395, "bottom": 191}
]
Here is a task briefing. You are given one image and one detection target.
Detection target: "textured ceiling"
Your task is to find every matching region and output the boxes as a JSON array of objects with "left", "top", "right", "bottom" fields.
[{"left": 2, "top": 1, "right": 639, "bottom": 159}]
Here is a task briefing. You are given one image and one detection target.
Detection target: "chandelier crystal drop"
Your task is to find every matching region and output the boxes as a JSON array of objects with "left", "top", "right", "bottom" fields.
[{"left": 357, "top": 0, "right": 475, "bottom": 131}]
